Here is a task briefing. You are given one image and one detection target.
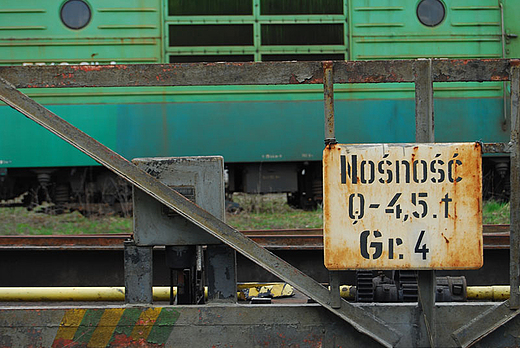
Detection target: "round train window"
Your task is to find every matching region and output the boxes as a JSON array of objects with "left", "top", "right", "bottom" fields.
[
  {"left": 417, "top": 0, "right": 445, "bottom": 27},
  {"left": 61, "top": 0, "right": 91, "bottom": 30}
]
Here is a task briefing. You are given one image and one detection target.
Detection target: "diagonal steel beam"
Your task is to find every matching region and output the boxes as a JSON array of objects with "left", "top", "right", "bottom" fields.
[
  {"left": 0, "top": 77, "right": 401, "bottom": 347},
  {"left": 452, "top": 300, "right": 520, "bottom": 347}
]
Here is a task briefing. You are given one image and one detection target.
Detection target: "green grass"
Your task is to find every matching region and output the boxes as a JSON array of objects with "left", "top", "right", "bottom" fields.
[
  {"left": 224, "top": 193, "right": 323, "bottom": 230},
  {"left": 0, "top": 207, "right": 132, "bottom": 235},
  {"left": 0, "top": 196, "right": 510, "bottom": 235},
  {"left": 483, "top": 200, "right": 510, "bottom": 225}
]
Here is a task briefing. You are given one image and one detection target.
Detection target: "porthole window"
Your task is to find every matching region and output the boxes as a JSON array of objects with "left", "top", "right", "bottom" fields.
[
  {"left": 417, "top": 0, "right": 445, "bottom": 27},
  {"left": 61, "top": 0, "right": 91, "bottom": 30}
]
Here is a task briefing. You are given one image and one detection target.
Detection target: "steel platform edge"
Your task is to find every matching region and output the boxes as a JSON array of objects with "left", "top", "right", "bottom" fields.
[{"left": 0, "top": 302, "right": 519, "bottom": 347}]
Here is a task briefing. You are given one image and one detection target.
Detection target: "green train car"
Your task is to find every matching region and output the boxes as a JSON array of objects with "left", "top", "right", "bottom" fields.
[{"left": 0, "top": 0, "right": 519, "bottom": 209}]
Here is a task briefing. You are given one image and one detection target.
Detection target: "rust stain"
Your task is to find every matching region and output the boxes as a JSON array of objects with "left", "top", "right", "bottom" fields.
[
  {"left": 50, "top": 338, "right": 76, "bottom": 348},
  {"left": 510, "top": 59, "right": 520, "bottom": 67},
  {"left": 323, "top": 61, "right": 333, "bottom": 69},
  {"left": 324, "top": 143, "right": 482, "bottom": 270},
  {"left": 110, "top": 334, "right": 162, "bottom": 347},
  {"left": 288, "top": 74, "right": 299, "bottom": 84},
  {"left": 70, "top": 65, "right": 110, "bottom": 72}
]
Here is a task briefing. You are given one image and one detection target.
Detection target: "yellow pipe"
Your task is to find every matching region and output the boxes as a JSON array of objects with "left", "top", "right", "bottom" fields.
[
  {"left": 1, "top": 284, "right": 292, "bottom": 302},
  {"left": 0, "top": 285, "right": 512, "bottom": 302},
  {"left": 467, "top": 286, "right": 511, "bottom": 301},
  {"left": 327, "top": 285, "right": 356, "bottom": 300},
  {"left": 0, "top": 287, "right": 175, "bottom": 302},
  {"left": 340, "top": 285, "right": 356, "bottom": 300}
]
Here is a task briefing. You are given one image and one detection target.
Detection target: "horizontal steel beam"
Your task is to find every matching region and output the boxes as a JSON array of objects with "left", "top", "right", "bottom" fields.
[
  {"left": 0, "top": 77, "right": 401, "bottom": 347},
  {"left": 483, "top": 142, "right": 512, "bottom": 153},
  {"left": 0, "top": 59, "right": 516, "bottom": 88}
]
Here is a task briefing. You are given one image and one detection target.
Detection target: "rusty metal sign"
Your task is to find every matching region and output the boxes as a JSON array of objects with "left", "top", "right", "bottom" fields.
[{"left": 323, "top": 143, "right": 483, "bottom": 270}]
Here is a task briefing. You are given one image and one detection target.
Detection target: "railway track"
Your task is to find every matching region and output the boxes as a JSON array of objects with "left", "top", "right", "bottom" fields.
[
  {"left": 0, "top": 225, "right": 511, "bottom": 250},
  {"left": 0, "top": 225, "right": 511, "bottom": 288}
]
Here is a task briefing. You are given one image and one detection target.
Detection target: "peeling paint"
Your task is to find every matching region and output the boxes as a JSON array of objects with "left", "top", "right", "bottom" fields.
[{"left": 323, "top": 143, "right": 483, "bottom": 270}]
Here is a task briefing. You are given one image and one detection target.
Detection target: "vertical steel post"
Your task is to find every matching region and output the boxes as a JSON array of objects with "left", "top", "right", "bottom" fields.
[
  {"left": 124, "top": 240, "right": 153, "bottom": 304},
  {"left": 252, "top": 0, "right": 261, "bottom": 62},
  {"left": 415, "top": 59, "right": 435, "bottom": 143},
  {"left": 206, "top": 245, "right": 238, "bottom": 303},
  {"left": 414, "top": 58, "right": 436, "bottom": 346},
  {"left": 510, "top": 66, "right": 520, "bottom": 309},
  {"left": 324, "top": 61, "right": 336, "bottom": 145},
  {"left": 329, "top": 271, "right": 341, "bottom": 309},
  {"left": 324, "top": 60, "right": 340, "bottom": 308}
]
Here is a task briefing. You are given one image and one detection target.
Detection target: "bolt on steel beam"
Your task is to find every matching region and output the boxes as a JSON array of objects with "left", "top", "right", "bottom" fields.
[{"left": 0, "top": 77, "right": 401, "bottom": 348}]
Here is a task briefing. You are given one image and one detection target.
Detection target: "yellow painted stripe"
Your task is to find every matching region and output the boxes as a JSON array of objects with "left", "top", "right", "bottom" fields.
[
  {"left": 54, "top": 309, "right": 87, "bottom": 340},
  {"left": 130, "top": 308, "right": 162, "bottom": 340},
  {"left": 87, "top": 308, "right": 125, "bottom": 348}
]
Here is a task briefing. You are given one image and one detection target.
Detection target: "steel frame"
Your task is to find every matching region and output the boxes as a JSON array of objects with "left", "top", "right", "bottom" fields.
[{"left": 1, "top": 59, "right": 519, "bottom": 347}]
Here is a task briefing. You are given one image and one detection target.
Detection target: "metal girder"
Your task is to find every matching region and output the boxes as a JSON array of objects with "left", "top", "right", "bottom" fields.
[
  {"left": 510, "top": 66, "right": 520, "bottom": 309},
  {"left": 414, "top": 58, "right": 434, "bottom": 143},
  {"left": 414, "top": 58, "right": 436, "bottom": 347},
  {"left": 0, "top": 76, "right": 401, "bottom": 347},
  {"left": 452, "top": 300, "right": 520, "bottom": 347},
  {"left": 0, "top": 59, "right": 516, "bottom": 89},
  {"left": 482, "top": 142, "right": 512, "bottom": 153},
  {"left": 323, "top": 61, "right": 336, "bottom": 144}
]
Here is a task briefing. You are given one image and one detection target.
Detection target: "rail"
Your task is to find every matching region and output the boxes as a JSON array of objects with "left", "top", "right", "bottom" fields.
[{"left": 0, "top": 226, "right": 512, "bottom": 250}]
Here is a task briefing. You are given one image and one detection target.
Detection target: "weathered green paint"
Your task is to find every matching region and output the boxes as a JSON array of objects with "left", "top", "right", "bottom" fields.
[
  {"left": 72, "top": 309, "right": 105, "bottom": 344},
  {"left": 146, "top": 308, "right": 180, "bottom": 344},
  {"left": 0, "top": 96, "right": 508, "bottom": 168},
  {"left": 2, "top": 0, "right": 516, "bottom": 65},
  {"left": 109, "top": 307, "right": 143, "bottom": 339},
  {"left": 0, "top": 0, "right": 161, "bottom": 65},
  {"left": 350, "top": 0, "right": 506, "bottom": 60}
]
